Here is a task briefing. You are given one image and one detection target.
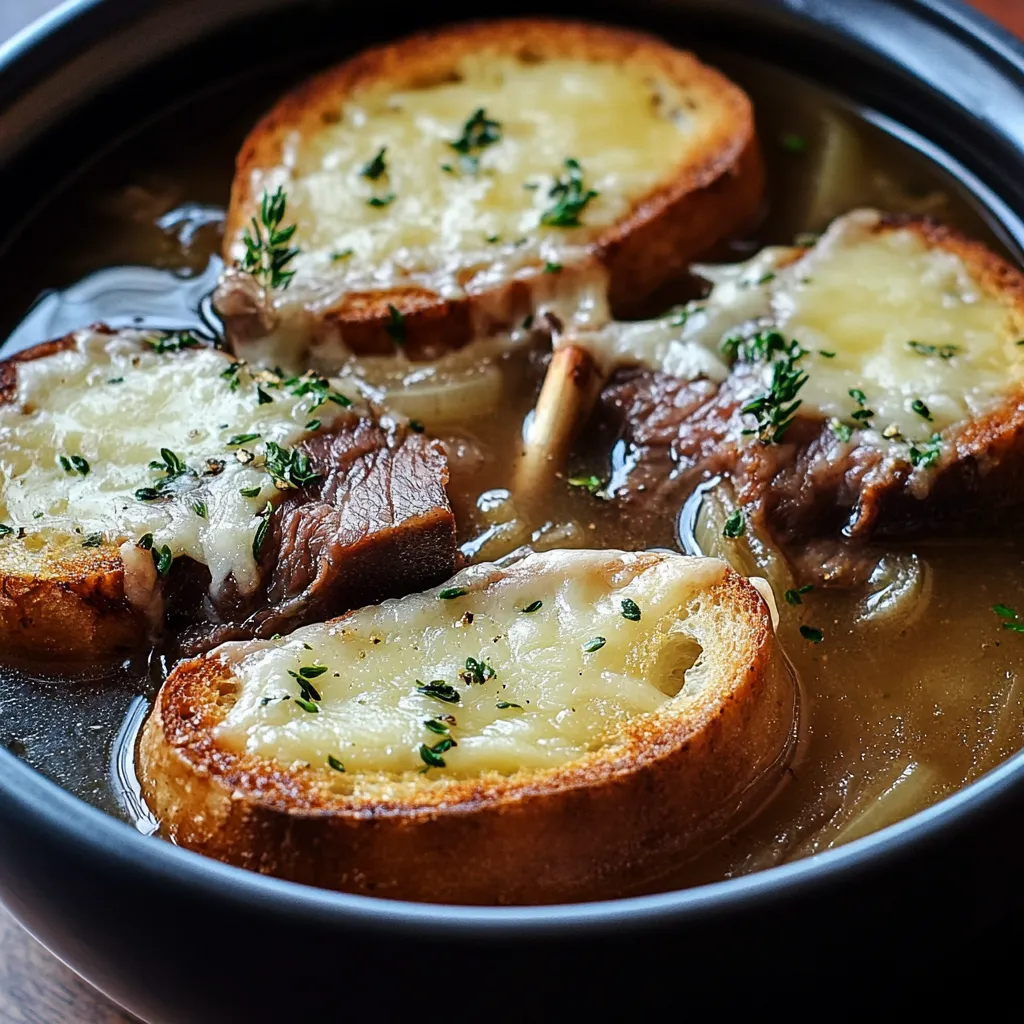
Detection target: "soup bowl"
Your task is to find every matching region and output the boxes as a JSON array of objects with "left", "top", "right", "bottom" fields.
[{"left": 1, "top": 0, "right": 1024, "bottom": 1018}]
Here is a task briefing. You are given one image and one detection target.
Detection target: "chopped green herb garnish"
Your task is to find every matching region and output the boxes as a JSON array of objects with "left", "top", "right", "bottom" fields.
[
  {"left": 384, "top": 303, "right": 406, "bottom": 346},
  {"left": 152, "top": 544, "right": 173, "bottom": 576},
  {"left": 799, "top": 625, "right": 824, "bottom": 643},
  {"left": 784, "top": 584, "right": 814, "bottom": 606},
  {"left": 423, "top": 718, "right": 450, "bottom": 736},
  {"left": 0, "top": 524, "right": 13, "bottom": 537},
  {"left": 909, "top": 433, "right": 942, "bottom": 469},
  {"left": 438, "top": 586, "right": 468, "bottom": 600},
  {"left": 59, "top": 454, "right": 90, "bottom": 476},
  {"left": 367, "top": 193, "right": 395, "bottom": 208},
  {"left": 288, "top": 665, "right": 325, "bottom": 703},
  {"left": 221, "top": 362, "right": 243, "bottom": 390},
  {"left": 582, "top": 636, "right": 606, "bottom": 653},
  {"left": 521, "top": 600, "right": 543, "bottom": 614},
  {"left": 911, "top": 398, "right": 933, "bottom": 421},
  {"left": 819, "top": 350, "right": 836, "bottom": 358},
  {"left": 256, "top": 385, "right": 274, "bottom": 405},
  {"left": 81, "top": 533, "right": 104, "bottom": 548},
  {"left": 252, "top": 502, "right": 273, "bottom": 558},
  {"left": 305, "top": 419, "right": 321, "bottom": 432},
  {"left": 227, "top": 433, "right": 261, "bottom": 447},
  {"left": 294, "top": 698, "right": 319, "bottom": 714},
  {"left": 107, "top": 377, "right": 124, "bottom": 384},
  {"left": 416, "top": 680, "right": 461, "bottom": 704},
  {"left": 284, "top": 371, "right": 352, "bottom": 410},
  {"left": 192, "top": 501, "right": 208, "bottom": 519},
  {"left": 264, "top": 441, "right": 321, "bottom": 490},
  {"left": 993, "top": 604, "right": 1024, "bottom": 633},
  {"left": 420, "top": 737, "right": 455, "bottom": 768},
  {"left": 449, "top": 108, "right": 502, "bottom": 173},
  {"left": 145, "top": 332, "right": 199, "bottom": 355},
  {"left": 331, "top": 249, "right": 354, "bottom": 262},
  {"left": 327, "top": 755, "right": 345, "bottom": 772},
  {"left": 136, "top": 533, "right": 154, "bottom": 550},
  {"left": 241, "top": 186, "right": 299, "bottom": 296},
  {"left": 463, "top": 656, "right": 495, "bottom": 685},
  {"left": 829, "top": 418, "right": 853, "bottom": 443},
  {"left": 740, "top": 342, "right": 809, "bottom": 444},
  {"left": 567, "top": 474, "right": 603, "bottom": 494},
  {"left": 408, "top": 419, "right": 425, "bottom": 433},
  {"left": 907, "top": 340, "right": 959, "bottom": 360},
  {"left": 496, "top": 701, "right": 523, "bottom": 710},
  {"left": 544, "top": 262, "right": 562, "bottom": 274},
  {"left": 620, "top": 598, "right": 641, "bottom": 622},
  {"left": 723, "top": 509, "right": 746, "bottom": 539},
  {"left": 540, "top": 158, "right": 598, "bottom": 228},
  {"left": 722, "top": 329, "right": 802, "bottom": 365},
  {"left": 239, "top": 486, "right": 262, "bottom": 498},
  {"left": 360, "top": 146, "right": 388, "bottom": 180}
]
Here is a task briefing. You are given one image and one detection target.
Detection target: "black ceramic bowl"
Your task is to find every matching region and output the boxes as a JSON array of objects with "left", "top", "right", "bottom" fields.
[{"left": 2, "top": 1, "right": 1024, "bottom": 1018}]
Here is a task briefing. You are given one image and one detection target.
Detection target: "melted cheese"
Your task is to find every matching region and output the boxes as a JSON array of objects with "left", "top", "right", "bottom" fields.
[
  {"left": 235, "top": 55, "right": 716, "bottom": 306},
  {"left": 586, "top": 209, "right": 1024, "bottom": 453},
  {"left": 0, "top": 329, "right": 350, "bottom": 598},
  {"left": 215, "top": 550, "right": 730, "bottom": 778}
]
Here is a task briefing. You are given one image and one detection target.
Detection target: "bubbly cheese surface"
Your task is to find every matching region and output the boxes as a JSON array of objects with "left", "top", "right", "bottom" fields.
[
  {"left": 0, "top": 329, "right": 350, "bottom": 596},
  {"left": 236, "top": 54, "right": 718, "bottom": 303},
  {"left": 215, "top": 550, "right": 730, "bottom": 778}
]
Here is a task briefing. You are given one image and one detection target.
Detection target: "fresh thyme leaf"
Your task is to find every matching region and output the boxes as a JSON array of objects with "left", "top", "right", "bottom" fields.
[
  {"left": 911, "top": 398, "right": 933, "bottom": 421},
  {"left": 582, "top": 636, "right": 606, "bottom": 653},
  {"left": 256, "top": 385, "right": 274, "bottom": 405},
  {"left": 829, "top": 418, "right": 853, "bottom": 442},
  {"left": 799, "top": 625, "right": 824, "bottom": 643},
  {"left": 419, "top": 741, "right": 451, "bottom": 768},
  {"left": 241, "top": 186, "right": 300, "bottom": 295},
  {"left": 781, "top": 133, "right": 807, "bottom": 153},
  {"left": 152, "top": 544, "right": 173, "bottom": 576},
  {"left": 449, "top": 108, "right": 502, "bottom": 172},
  {"left": 264, "top": 441, "right": 321, "bottom": 490},
  {"left": 367, "top": 193, "right": 395, "bottom": 208},
  {"left": 221, "top": 362, "right": 243, "bottom": 390},
  {"left": 540, "top": 158, "right": 598, "bottom": 228},
  {"left": 145, "top": 332, "right": 199, "bottom": 355},
  {"left": 620, "top": 598, "right": 641, "bottom": 621},
  {"left": 909, "top": 433, "right": 942, "bottom": 469},
  {"left": 252, "top": 502, "right": 273, "bottom": 558},
  {"left": 567, "top": 474, "right": 603, "bottom": 494},
  {"left": 282, "top": 371, "right": 352, "bottom": 410},
  {"left": 847, "top": 387, "right": 874, "bottom": 427},
  {"left": 227, "top": 433, "right": 261, "bottom": 447},
  {"left": 544, "top": 262, "right": 562, "bottom": 274},
  {"left": 385, "top": 304, "right": 406, "bottom": 346},
  {"left": 423, "top": 718, "right": 450, "bottom": 736},
  {"left": 784, "top": 584, "right": 814, "bottom": 606},
  {"left": 722, "top": 329, "right": 803, "bottom": 365},
  {"left": 287, "top": 666, "right": 324, "bottom": 703},
  {"left": 463, "top": 656, "right": 495, "bottom": 685},
  {"left": 993, "top": 603, "right": 1018, "bottom": 619},
  {"left": 438, "top": 586, "right": 468, "bottom": 600},
  {"left": 849, "top": 388, "right": 867, "bottom": 405},
  {"left": 239, "top": 486, "right": 261, "bottom": 498},
  {"left": 739, "top": 341, "right": 809, "bottom": 444},
  {"left": 907, "top": 340, "right": 959, "bottom": 360},
  {"left": 416, "top": 680, "right": 461, "bottom": 704},
  {"left": 81, "top": 533, "right": 104, "bottom": 548},
  {"left": 193, "top": 501, "right": 208, "bottom": 519},
  {"left": 0, "top": 524, "right": 13, "bottom": 537},
  {"left": 60, "top": 454, "right": 90, "bottom": 476},
  {"left": 305, "top": 419, "right": 321, "bottom": 432},
  {"left": 331, "top": 249, "right": 354, "bottom": 262},
  {"left": 136, "top": 533, "right": 154, "bottom": 550},
  {"left": 294, "top": 697, "right": 319, "bottom": 714},
  {"left": 327, "top": 755, "right": 345, "bottom": 772},
  {"left": 819, "top": 350, "right": 836, "bottom": 358},
  {"left": 496, "top": 701, "right": 523, "bottom": 710},
  {"left": 521, "top": 600, "right": 543, "bottom": 614},
  {"left": 107, "top": 377, "right": 124, "bottom": 384},
  {"left": 360, "top": 146, "right": 388, "bottom": 180},
  {"left": 723, "top": 509, "right": 746, "bottom": 539}
]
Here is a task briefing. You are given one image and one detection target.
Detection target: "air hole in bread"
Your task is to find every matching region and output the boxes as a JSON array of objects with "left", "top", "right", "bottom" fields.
[{"left": 651, "top": 630, "right": 704, "bottom": 698}]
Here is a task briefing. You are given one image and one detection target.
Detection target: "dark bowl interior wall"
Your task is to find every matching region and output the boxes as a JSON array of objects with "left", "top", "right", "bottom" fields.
[{"left": 1, "top": 1, "right": 1024, "bottom": 1020}]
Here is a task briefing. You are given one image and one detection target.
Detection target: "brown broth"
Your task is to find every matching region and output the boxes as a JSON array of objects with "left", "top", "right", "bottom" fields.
[{"left": 1, "top": 50, "right": 1022, "bottom": 896}]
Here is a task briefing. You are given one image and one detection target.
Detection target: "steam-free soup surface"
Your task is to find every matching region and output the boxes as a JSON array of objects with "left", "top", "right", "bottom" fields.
[{"left": 1, "top": 47, "right": 1022, "bottom": 895}]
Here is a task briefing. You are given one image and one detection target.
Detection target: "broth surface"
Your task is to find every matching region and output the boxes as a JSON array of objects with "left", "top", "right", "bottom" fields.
[{"left": 1, "top": 49, "right": 1023, "bottom": 894}]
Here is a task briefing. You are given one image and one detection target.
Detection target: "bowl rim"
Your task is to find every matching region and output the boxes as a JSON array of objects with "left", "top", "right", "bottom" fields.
[{"left": 2, "top": 0, "right": 1024, "bottom": 933}]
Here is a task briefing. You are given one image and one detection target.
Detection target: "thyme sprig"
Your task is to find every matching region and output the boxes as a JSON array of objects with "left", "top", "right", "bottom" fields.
[
  {"left": 449, "top": 108, "right": 502, "bottom": 173},
  {"left": 241, "top": 186, "right": 300, "bottom": 305},
  {"left": 540, "top": 158, "right": 598, "bottom": 228},
  {"left": 739, "top": 338, "right": 809, "bottom": 445}
]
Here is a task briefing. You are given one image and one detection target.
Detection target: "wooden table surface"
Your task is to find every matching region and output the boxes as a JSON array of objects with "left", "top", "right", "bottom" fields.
[{"left": 1, "top": 0, "right": 1023, "bottom": 1021}]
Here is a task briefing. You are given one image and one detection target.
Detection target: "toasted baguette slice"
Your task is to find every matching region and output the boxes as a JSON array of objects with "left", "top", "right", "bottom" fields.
[
  {"left": 139, "top": 550, "right": 796, "bottom": 905},
  {"left": 216, "top": 18, "right": 763, "bottom": 366},
  {"left": 0, "top": 327, "right": 455, "bottom": 660},
  {"left": 593, "top": 210, "right": 1024, "bottom": 574}
]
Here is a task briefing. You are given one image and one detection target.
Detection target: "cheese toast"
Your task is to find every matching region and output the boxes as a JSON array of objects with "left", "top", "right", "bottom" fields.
[
  {"left": 139, "top": 550, "right": 795, "bottom": 905},
  {"left": 216, "top": 18, "right": 763, "bottom": 367},
  {"left": 0, "top": 327, "right": 456, "bottom": 660}
]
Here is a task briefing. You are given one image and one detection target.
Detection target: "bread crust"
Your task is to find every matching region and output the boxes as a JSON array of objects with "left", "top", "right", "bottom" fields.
[
  {"left": 139, "top": 567, "right": 796, "bottom": 905},
  {"left": 221, "top": 18, "right": 764, "bottom": 359}
]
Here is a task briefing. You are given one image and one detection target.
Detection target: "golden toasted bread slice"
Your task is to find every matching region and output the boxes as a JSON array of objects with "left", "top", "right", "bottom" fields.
[
  {"left": 216, "top": 18, "right": 763, "bottom": 366},
  {"left": 590, "top": 210, "right": 1024, "bottom": 566},
  {"left": 139, "top": 549, "right": 795, "bottom": 905},
  {"left": 0, "top": 327, "right": 455, "bottom": 661}
]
